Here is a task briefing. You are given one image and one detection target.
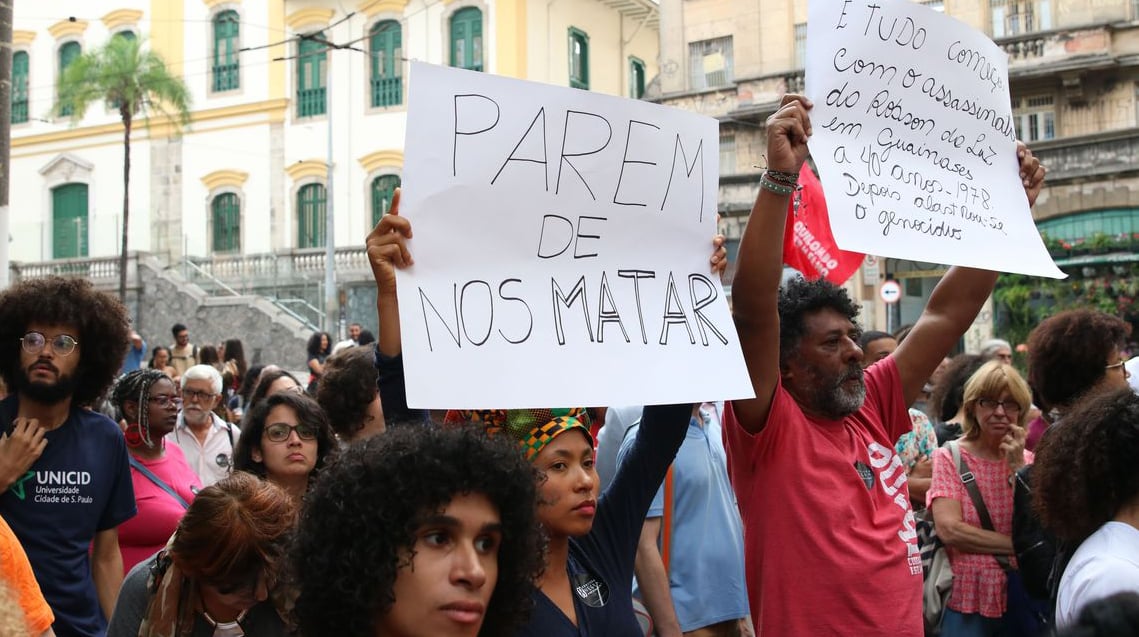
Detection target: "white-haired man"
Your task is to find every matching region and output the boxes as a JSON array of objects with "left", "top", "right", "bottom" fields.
[{"left": 165, "top": 364, "right": 239, "bottom": 486}]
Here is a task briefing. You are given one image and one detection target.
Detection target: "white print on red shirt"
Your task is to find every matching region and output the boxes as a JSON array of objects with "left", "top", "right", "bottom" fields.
[{"left": 868, "top": 442, "right": 923, "bottom": 576}]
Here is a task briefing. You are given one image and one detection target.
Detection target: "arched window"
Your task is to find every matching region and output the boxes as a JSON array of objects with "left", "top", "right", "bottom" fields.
[
  {"left": 371, "top": 175, "right": 401, "bottom": 227},
  {"left": 12, "top": 51, "right": 28, "bottom": 124},
  {"left": 213, "top": 11, "right": 240, "bottom": 92},
  {"left": 297, "top": 183, "right": 327, "bottom": 248},
  {"left": 297, "top": 34, "right": 327, "bottom": 117},
  {"left": 369, "top": 21, "right": 402, "bottom": 107},
  {"left": 58, "top": 42, "right": 81, "bottom": 116},
  {"left": 115, "top": 30, "right": 136, "bottom": 41},
  {"left": 211, "top": 193, "right": 241, "bottom": 253},
  {"left": 52, "top": 183, "right": 88, "bottom": 258},
  {"left": 568, "top": 28, "right": 589, "bottom": 90},
  {"left": 629, "top": 57, "right": 645, "bottom": 99},
  {"left": 450, "top": 8, "right": 483, "bottom": 72}
]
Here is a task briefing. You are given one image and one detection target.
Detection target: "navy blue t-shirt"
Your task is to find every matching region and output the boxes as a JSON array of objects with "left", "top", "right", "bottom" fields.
[
  {"left": 513, "top": 403, "right": 690, "bottom": 637},
  {"left": 0, "top": 396, "right": 137, "bottom": 637}
]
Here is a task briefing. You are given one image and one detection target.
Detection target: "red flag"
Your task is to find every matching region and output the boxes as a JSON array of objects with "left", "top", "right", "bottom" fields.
[{"left": 781, "top": 162, "right": 864, "bottom": 285}]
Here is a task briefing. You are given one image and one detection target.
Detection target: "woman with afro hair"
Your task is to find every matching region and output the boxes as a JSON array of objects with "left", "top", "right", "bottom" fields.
[
  {"left": 1034, "top": 387, "right": 1139, "bottom": 628},
  {"left": 290, "top": 424, "right": 545, "bottom": 637}
]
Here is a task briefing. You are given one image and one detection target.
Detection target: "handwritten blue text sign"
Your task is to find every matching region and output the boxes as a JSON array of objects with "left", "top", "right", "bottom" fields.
[
  {"left": 805, "top": 0, "right": 1064, "bottom": 278},
  {"left": 397, "top": 61, "right": 755, "bottom": 409}
]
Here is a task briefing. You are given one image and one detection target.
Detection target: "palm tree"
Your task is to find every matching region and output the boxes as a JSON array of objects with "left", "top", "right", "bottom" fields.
[{"left": 55, "top": 34, "right": 191, "bottom": 301}]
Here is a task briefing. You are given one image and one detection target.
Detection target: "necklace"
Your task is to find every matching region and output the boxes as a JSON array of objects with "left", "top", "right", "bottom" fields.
[{"left": 201, "top": 609, "right": 247, "bottom": 637}]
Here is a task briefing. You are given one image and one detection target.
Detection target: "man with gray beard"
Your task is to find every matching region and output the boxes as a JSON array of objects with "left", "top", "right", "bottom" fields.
[{"left": 722, "top": 95, "right": 1047, "bottom": 636}]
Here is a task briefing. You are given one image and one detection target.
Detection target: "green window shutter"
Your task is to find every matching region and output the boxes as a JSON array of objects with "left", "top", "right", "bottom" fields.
[
  {"left": 371, "top": 175, "right": 400, "bottom": 227},
  {"left": 213, "top": 11, "right": 240, "bottom": 92},
  {"left": 629, "top": 57, "right": 645, "bottom": 99},
  {"left": 52, "top": 183, "right": 88, "bottom": 259},
  {"left": 116, "top": 30, "right": 136, "bottom": 41},
  {"left": 297, "top": 35, "right": 327, "bottom": 117},
  {"left": 12, "top": 51, "right": 28, "bottom": 124},
  {"left": 211, "top": 193, "right": 241, "bottom": 253},
  {"left": 568, "top": 28, "right": 589, "bottom": 90},
  {"left": 297, "top": 183, "right": 327, "bottom": 248},
  {"left": 58, "top": 42, "right": 81, "bottom": 117},
  {"left": 450, "top": 8, "right": 483, "bottom": 72},
  {"left": 369, "top": 21, "right": 402, "bottom": 107}
]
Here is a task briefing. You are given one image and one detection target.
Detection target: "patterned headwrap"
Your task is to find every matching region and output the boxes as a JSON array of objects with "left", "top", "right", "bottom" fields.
[{"left": 446, "top": 408, "right": 593, "bottom": 461}]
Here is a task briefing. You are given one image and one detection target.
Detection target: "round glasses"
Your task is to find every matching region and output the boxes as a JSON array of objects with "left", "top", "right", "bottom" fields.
[
  {"left": 977, "top": 398, "right": 1021, "bottom": 414},
  {"left": 182, "top": 388, "right": 218, "bottom": 403},
  {"left": 21, "top": 332, "right": 79, "bottom": 357},
  {"left": 263, "top": 423, "right": 317, "bottom": 442}
]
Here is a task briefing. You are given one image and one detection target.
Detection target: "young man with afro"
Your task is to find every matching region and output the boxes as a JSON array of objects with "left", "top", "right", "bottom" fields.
[{"left": 0, "top": 276, "right": 136, "bottom": 637}]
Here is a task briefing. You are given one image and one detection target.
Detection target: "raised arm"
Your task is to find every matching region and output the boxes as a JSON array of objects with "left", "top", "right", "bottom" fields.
[
  {"left": 366, "top": 188, "right": 412, "bottom": 358},
  {"left": 893, "top": 144, "right": 1045, "bottom": 405},
  {"left": 731, "top": 95, "right": 812, "bottom": 433}
]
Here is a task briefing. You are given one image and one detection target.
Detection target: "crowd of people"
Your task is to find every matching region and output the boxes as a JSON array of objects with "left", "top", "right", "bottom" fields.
[{"left": 0, "top": 92, "right": 1135, "bottom": 637}]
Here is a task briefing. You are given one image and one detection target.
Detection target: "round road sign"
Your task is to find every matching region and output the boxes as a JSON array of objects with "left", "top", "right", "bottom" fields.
[{"left": 880, "top": 280, "right": 901, "bottom": 304}]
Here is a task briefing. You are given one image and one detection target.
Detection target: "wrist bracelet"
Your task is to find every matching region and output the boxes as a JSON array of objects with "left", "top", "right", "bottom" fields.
[
  {"left": 760, "top": 174, "right": 795, "bottom": 196},
  {"left": 765, "top": 169, "right": 801, "bottom": 185}
]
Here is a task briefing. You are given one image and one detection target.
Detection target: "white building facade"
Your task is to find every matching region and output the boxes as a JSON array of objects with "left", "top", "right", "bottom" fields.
[{"left": 10, "top": 0, "right": 659, "bottom": 266}]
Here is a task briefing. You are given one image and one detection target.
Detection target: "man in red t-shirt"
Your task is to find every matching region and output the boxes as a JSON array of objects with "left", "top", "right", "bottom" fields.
[{"left": 727, "top": 95, "right": 1046, "bottom": 636}]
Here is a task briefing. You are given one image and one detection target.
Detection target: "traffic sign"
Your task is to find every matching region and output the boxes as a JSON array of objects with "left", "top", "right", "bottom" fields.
[{"left": 880, "top": 280, "right": 901, "bottom": 304}]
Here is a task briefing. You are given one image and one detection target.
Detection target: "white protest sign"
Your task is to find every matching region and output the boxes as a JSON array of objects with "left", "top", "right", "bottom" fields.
[
  {"left": 397, "top": 61, "right": 754, "bottom": 409},
  {"left": 804, "top": 0, "right": 1064, "bottom": 279}
]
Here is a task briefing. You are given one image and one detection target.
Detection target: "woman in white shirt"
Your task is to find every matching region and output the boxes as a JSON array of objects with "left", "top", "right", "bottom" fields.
[{"left": 1034, "top": 385, "right": 1139, "bottom": 628}]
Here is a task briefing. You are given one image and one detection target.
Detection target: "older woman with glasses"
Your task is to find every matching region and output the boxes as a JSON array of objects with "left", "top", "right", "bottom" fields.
[
  {"left": 110, "top": 369, "right": 202, "bottom": 574},
  {"left": 107, "top": 472, "right": 296, "bottom": 637},
  {"left": 927, "top": 361, "right": 1037, "bottom": 636},
  {"left": 232, "top": 392, "right": 336, "bottom": 501}
]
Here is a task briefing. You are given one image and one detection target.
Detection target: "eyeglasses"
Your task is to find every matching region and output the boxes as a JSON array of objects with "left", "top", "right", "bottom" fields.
[
  {"left": 21, "top": 332, "right": 79, "bottom": 357},
  {"left": 977, "top": 398, "right": 1021, "bottom": 414},
  {"left": 1106, "top": 360, "right": 1131, "bottom": 379},
  {"left": 149, "top": 394, "right": 183, "bottom": 408},
  {"left": 182, "top": 388, "right": 218, "bottom": 402},
  {"left": 263, "top": 423, "right": 317, "bottom": 442}
]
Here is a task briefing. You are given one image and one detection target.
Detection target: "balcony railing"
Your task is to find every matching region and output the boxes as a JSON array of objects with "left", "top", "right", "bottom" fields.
[
  {"left": 297, "top": 87, "right": 326, "bottom": 117},
  {"left": 213, "top": 63, "right": 239, "bottom": 92},
  {"left": 1030, "top": 130, "right": 1139, "bottom": 183},
  {"left": 370, "top": 76, "right": 402, "bottom": 108}
]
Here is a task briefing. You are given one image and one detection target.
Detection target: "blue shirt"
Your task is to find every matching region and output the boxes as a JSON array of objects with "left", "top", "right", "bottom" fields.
[
  {"left": 0, "top": 397, "right": 137, "bottom": 637},
  {"left": 618, "top": 407, "right": 749, "bottom": 632},
  {"left": 119, "top": 340, "right": 147, "bottom": 374}
]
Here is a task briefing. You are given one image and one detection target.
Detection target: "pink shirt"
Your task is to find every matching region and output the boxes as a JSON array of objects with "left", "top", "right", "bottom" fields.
[
  {"left": 117, "top": 444, "right": 201, "bottom": 573},
  {"left": 927, "top": 444, "right": 1033, "bottom": 618},
  {"left": 724, "top": 358, "right": 922, "bottom": 636}
]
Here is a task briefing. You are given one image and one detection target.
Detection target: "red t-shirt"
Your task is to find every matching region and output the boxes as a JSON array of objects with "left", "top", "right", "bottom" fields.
[{"left": 724, "top": 357, "right": 922, "bottom": 636}]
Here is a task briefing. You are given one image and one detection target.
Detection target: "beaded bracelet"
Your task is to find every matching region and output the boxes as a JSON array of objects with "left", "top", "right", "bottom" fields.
[
  {"left": 759, "top": 173, "right": 795, "bottom": 196},
  {"left": 765, "top": 169, "right": 801, "bottom": 186}
]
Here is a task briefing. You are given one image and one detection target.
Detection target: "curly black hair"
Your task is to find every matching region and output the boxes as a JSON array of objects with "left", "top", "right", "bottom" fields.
[
  {"left": 0, "top": 276, "right": 131, "bottom": 407},
  {"left": 775, "top": 277, "right": 861, "bottom": 367},
  {"left": 291, "top": 424, "right": 545, "bottom": 637},
  {"left": 929, "top": 354, "right": 985, "bottom": 423},
  {"left": 314, "top": 345, "right": 377, "bottom": 440},
  {"left": 1033, "top": 387, "right": 1139, "bottom": 543},
  {"left": 1027, "top": 310, "right": 1129, "bottom": 411},
  {"left": 232, "top": 392, "right": 337, "bottom": 485},
  {"left": 306, "top": 332, "right": 331, "bottom": 358}
]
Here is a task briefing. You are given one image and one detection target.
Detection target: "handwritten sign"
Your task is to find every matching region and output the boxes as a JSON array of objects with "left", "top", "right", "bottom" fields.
[
  {"left": 804, "top": 0, "right": 1064, "bottom": 278},
  {"left": 397, "top": 61, "right": 754, "bottom": 409}
]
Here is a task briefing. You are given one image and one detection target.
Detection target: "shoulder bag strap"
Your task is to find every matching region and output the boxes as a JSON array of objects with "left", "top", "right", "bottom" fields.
[
  {"left": 949, "top": 441, "right": 1012, "bottom": 571},
  {"left": 129, "top": 455, "right": 190, "bottom": 509}
]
